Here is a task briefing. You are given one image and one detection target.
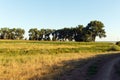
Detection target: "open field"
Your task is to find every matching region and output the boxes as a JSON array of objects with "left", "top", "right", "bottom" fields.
[{"left": 0, "top": 40, "right": 120, "bottom": 80}]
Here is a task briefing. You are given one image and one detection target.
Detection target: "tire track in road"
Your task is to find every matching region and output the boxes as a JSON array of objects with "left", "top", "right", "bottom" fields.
[{"left": 92, "top": 57, "right": 120, "bottom": 80}]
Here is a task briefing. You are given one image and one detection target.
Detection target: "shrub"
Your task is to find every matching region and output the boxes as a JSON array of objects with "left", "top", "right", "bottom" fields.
[{"left": 116, "top": 41, "right": 120, "bottom": 46}]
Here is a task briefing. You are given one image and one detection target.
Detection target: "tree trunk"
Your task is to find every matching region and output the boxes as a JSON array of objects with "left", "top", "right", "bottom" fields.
[{"left": 92, "top": 35, "right": 96, "bottom": 42}]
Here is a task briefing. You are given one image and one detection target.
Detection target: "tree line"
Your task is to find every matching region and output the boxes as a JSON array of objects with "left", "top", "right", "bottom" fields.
[
  {"left": 0, "top": 28, "right": 25, "bottom": 40},
  {"left": 0, "top": 20, "right": 106, "bottom": 42}
]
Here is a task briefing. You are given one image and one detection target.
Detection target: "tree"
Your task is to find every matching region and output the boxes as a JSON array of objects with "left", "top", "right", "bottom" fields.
[
  {"left": 15, "top": 28, "right": 25, "bottom": 40},
  {"left": 0, "top": 28, "right": 10, "bottom": 39},
  {"left": 44, "top": 29, "right": 54, "bottom": 41},
  {"left": 39, "top": 29, "right": 46, "bottom": 40},
  {"left": 74, "top": 25, "right": 85, "bottom": 42},
  {"left": 29, "top": 28, "right": 39, "bottom": 40},
  {"left": 86, "top": 20, "right": 106, "bottom": 41},
  {"left": 10, "top": 28, "right": 16, "bottom": 39},
  {"left": 0, "top": 28, "right": 25, "bottom": 40}
]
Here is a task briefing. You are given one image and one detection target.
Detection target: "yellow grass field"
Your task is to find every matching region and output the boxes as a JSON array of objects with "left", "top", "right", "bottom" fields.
[{"left": 0, "top": 40, "right": 119, "bottom": 80}]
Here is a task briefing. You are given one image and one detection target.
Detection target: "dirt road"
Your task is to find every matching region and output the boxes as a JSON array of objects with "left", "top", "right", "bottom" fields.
[
  {"left": 60, "top": 53, "right": 120, "bottom": 80},
  {"left": 92, "top": 57, "right": 120, "bottom": 80}
]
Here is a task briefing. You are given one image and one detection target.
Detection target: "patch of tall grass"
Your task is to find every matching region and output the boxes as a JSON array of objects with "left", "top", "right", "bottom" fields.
[{"left": 0, "top": 40, "right": 119, "bottom": 79}]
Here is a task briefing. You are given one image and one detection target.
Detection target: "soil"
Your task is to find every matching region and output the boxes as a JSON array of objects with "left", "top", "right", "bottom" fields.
[
  {"left": 92, "top": 57, "right": 120, "bottom": 80},
  {"left": 60, "top": 52, "right": 120, "bottom": 80}
]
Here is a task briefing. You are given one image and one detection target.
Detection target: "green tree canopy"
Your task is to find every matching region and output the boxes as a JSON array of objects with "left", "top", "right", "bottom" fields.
[
  {"left": 0, "top": 28, "right": 25, "bottom": 40},
  {"left": 86, "top": 20, "right": 106, "bottom": 41}
]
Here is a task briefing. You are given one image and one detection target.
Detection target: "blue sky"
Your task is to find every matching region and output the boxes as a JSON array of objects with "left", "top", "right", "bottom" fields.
[{"left": 0, "top": 0, "right": 120, "bottom": 41}]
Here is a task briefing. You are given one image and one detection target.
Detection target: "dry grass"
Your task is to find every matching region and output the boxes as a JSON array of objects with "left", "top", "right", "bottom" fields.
[{"left": 0, "top": 40, "right": 119, "bottom": 80}]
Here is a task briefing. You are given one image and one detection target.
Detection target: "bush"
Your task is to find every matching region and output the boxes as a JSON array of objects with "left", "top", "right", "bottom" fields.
[{"left": 116, "top": 41, "right": 120, "bottom": 46}]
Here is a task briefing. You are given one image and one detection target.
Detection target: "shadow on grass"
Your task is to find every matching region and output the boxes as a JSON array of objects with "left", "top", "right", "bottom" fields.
[{"left": 29, "top": 52, "right": 120, "bottom": 80}]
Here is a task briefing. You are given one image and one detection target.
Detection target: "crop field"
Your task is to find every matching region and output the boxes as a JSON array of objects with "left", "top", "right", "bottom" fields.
[{"left": 0, "top": 40, "right": 120, "bottom": 80}]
